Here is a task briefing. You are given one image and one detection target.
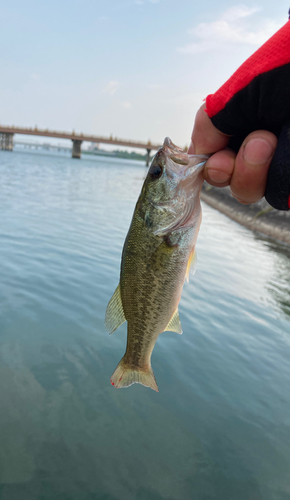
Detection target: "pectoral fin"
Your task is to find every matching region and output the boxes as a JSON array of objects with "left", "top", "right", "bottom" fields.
[
  {"left": 186, "top": 248, "right": 196, "bottom": 283},
  {"left": 105, "top": 284, "right": 126, "bottom": 334},
  {"left": 164, "top": 308, "right": 182, "bottom": 334}
]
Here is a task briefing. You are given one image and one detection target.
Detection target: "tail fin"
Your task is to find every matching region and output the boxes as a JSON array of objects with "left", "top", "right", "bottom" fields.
[{"left": 110, "top": 358, "right": 159, "bottom": 392}]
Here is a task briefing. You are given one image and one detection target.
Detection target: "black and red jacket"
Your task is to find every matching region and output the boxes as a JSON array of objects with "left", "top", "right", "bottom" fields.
[{"left": 204, "top": 19, "right": 290, "bottom": 210}]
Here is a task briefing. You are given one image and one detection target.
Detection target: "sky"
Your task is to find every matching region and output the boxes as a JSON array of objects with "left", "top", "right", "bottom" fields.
[{"left": 1, "top": 0, "right": 289, "bottom": 149}]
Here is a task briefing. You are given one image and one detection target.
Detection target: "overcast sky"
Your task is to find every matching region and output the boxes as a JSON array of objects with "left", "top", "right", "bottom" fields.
[{"left": 1, "top": 0, "right": 289, "bottom": 148}]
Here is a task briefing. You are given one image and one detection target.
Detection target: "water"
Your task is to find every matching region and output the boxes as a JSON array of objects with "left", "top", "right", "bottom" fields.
[{"left": 0, "top": 149, "right": 290, "bottom": 500}]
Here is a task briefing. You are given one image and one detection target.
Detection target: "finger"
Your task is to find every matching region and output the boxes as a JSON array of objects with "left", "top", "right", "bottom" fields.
[
  {"left": 230, "top": 130, "right": 278, "bottom": 204},
  {"left": 203, "top": 149, "right": 236, "bottom": 187},
  {"left": 188, "top": 103, "right": 230, "bottom": 155}
]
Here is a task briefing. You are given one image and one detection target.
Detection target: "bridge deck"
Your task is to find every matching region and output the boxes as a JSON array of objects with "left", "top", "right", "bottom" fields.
[{"left": 0, "top": 126, "right": 162, "bottom": 151}]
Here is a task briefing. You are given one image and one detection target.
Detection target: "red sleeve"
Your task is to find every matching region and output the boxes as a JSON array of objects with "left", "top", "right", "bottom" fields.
[
  {"left": 205, "top": 20, "right": 290, "bottom": 119},
  {"left": 204, "top": 19, "right": 290, "bottom": 211}
]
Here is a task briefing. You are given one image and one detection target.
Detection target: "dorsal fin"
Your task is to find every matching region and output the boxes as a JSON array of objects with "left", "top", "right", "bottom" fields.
[
  {"left": 164, "top": 308, "right": 182, "bottom": 334},
  {"left": 105, "top": 284, "right": 126, "bottom": 334}
]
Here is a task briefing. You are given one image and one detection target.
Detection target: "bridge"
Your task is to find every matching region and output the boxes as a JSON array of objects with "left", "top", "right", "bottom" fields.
[{"left": 0, "top": 125, "right": 162, "bottom": 165}]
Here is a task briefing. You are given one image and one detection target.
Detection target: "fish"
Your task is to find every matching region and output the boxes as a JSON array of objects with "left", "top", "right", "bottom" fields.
[{"left": 105, "top": 138, "right": 208, "bottom": 392}]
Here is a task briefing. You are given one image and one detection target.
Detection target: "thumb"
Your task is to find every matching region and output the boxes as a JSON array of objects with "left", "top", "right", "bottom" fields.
[{"left": 188, "top": 103, "right": 230, "bottom": 155}]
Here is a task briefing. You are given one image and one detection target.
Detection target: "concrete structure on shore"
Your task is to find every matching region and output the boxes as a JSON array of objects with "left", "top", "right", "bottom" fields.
[
  {"left": 201, "top": 184, "right": 290, "bottom": 246},
  {"left": 0, "top": 125, "right": 162, "bottom": 165}
]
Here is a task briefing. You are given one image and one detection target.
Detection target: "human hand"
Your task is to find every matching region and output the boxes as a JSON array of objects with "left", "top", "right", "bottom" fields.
[{"left": 188, "top": 104, "right": 278, "bottom": 204}]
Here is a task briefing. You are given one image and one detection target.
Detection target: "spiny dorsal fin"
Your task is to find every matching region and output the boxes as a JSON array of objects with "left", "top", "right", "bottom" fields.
[
  {"left": 186, "top": 247, "right": 196, "bottom": 283},
  {"left": 164, "top": 308, "right": 182, "bottom": 334},
  {"left": 105, "top": 284, "right": 126, "bottom": 334}
]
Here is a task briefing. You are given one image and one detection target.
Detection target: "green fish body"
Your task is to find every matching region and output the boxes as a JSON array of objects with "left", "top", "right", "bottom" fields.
[{"left": 105, "top": 138, "right": 207, "bottom": 391}]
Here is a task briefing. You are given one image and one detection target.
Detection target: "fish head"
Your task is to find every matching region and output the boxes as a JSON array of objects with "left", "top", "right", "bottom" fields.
[{"left": 138, "top": 138, "right": 209, "bottom": 236}]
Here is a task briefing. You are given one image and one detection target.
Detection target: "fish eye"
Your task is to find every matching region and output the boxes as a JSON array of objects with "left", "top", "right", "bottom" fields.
[{"left": 149, "top": 164, "right": 163, "bottom": 180}]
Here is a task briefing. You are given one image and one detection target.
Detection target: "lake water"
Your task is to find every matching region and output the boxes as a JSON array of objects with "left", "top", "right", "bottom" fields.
[{"left": 0, "top": 148, "right": 290, "bottom": 500}]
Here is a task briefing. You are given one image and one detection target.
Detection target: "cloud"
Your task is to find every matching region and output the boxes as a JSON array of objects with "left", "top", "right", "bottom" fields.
[
  {"left": 31, "top": 73, "right": 41, "bottom": 80},
  {"left": 102, "top": 81, "right": 120, "bottom": 95},
  {"left": 177, "top": 5, "right": 283, "bottom": 54},
  {"left": 220, "top": 5, "right": 260, "bottom": 22},
  {"left": 120, "top": 101, "right": 131, "bottom": 109}
]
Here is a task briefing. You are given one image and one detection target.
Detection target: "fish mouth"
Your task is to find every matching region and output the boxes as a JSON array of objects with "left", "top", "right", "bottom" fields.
[
  {"left": 167, "top": 157, "right": 208, "bottom": 184},
  {"left": 183, "top": 158, "right": 208, "bottom": 176},
  {"left": 161, "top": 137, "right": 209, "bottom": 179}
]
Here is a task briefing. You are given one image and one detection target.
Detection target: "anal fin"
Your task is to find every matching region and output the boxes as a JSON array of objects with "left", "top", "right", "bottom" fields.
[
  {"left": 164, "top": 308, "right": 182, "bottom": 334},
  {"left": 105, "top": 284, "right": 126, "bottom": 334}
]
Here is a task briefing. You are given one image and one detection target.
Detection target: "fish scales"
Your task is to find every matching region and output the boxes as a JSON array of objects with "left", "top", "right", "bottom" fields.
[
  {"left": 105, "top": 138, "right": 208, "bottom": 392},
  {"left": 122, "top": 220, "right": 186, "bottom": 366}
]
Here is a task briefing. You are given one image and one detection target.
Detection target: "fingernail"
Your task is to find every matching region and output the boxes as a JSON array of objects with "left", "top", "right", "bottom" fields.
[
  {"left": 243, "top": 138, "right": 274, "bottom": 165},
  {"left": 207, "top": 169, "right": 230, "bottom": 184}
]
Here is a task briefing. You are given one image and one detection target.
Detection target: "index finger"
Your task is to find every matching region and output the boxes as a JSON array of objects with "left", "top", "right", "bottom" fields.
[{"left": 188, "top": 103, "right": 230, "bottom": 155}]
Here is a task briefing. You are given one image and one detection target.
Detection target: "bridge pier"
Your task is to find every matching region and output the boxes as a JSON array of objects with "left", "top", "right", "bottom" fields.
[
  {"left": 72, "top": 139, "right": 82, "bottom": 159},
  {"left": 146, "top": 148, "right": 151, "bottom": 167},
  {"left": 0, "top": 133, "right": 14, "bottom": 151}
]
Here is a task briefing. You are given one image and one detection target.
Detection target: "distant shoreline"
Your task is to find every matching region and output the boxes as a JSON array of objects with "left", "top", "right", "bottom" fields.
[
  {"left": 201, "top": 185, "right": 290, "bottom": 245},
  {"left": 84, "top": 149, "right": 147, "bottom": 162}
]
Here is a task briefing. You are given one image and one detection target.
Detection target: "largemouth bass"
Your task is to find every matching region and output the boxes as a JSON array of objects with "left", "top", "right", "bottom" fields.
[{"left": 105, "top": 138, "right": 208, "bottom": 392}]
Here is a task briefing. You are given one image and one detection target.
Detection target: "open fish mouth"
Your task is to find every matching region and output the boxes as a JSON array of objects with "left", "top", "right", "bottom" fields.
[
  {"left": 180, "top": 159, "right": 208, "bottom": 180},
  {"left": 161, "top": 138, "right": 209, "bottom": 180},
  {"left": 163, "top": 137, "right": 209, "bottom": 170}
]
